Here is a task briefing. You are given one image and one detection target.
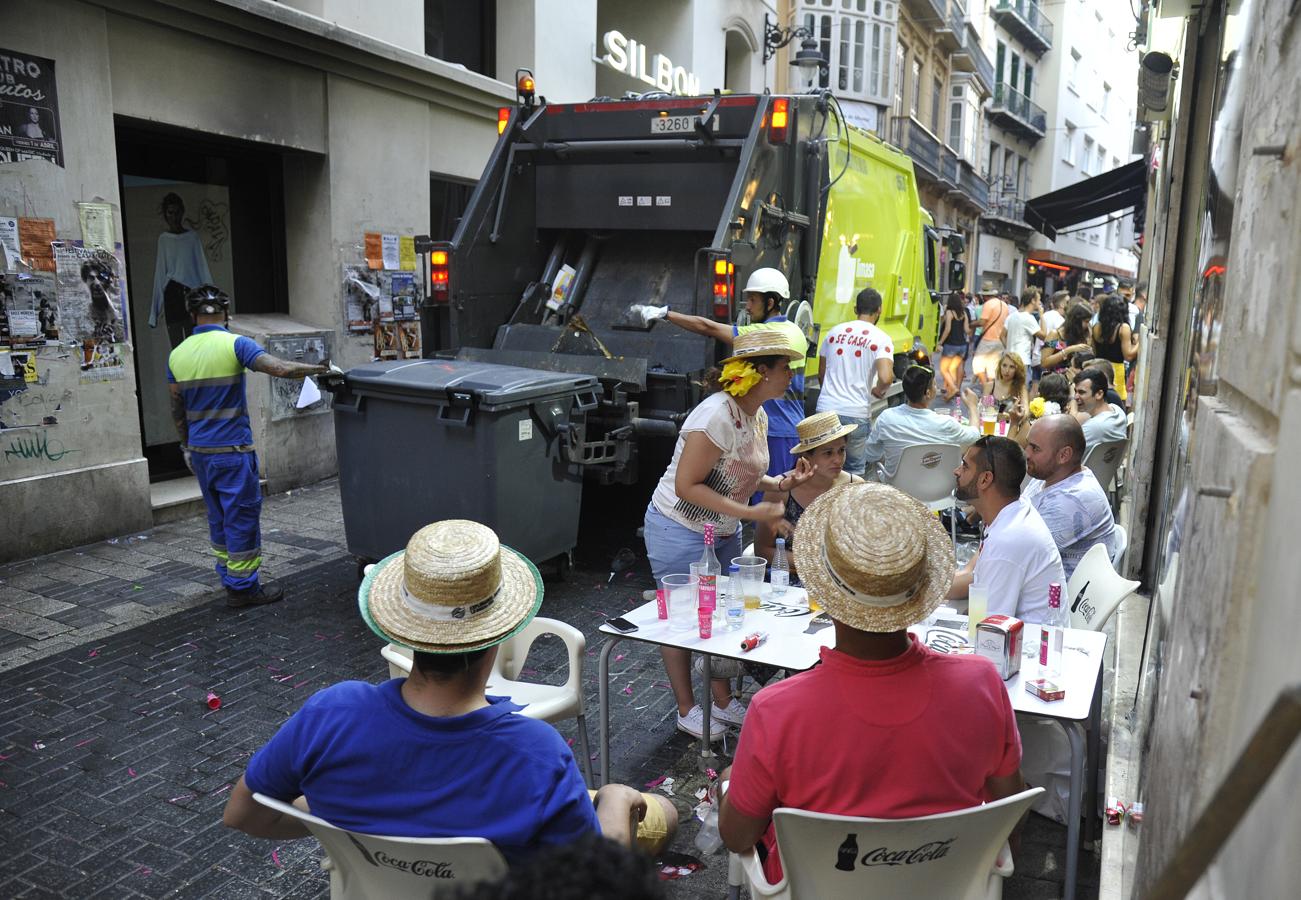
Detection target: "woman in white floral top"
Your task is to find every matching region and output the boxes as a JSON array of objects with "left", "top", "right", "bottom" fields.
[{"left": 644, "top": 329, "right": 815, "bottom": 742}]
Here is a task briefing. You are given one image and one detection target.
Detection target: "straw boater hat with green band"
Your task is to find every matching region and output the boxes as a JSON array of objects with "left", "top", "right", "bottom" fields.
[
  {"left": 793, "top": 483, "right": 954, "bottom": 632},
  {"left": 359, "top": 520, "right": 543, "bottom": 653},
  {"left": 721, "top": 327, "right": 806, "bottom": 365},
  {"left": 789, "top": 411, "right": 859, "bottom": 455}
]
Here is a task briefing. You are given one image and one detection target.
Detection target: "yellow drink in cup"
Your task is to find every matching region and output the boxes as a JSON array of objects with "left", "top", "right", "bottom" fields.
[
  {"left": 967, "top": 585, "right": 988, "bottom": 643},
  {"left": 980, "top": 414, "right": 996, "bottom": 435},
  {"left": 732, "top": 555, "right": 768, "bottom": 612}
]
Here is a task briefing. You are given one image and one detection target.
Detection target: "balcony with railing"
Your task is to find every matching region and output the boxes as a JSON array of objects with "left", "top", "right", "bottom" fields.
[
  {"left": 980, "top": 188, "right": 1034, "bottom": 237},
  {"left": 992, "top": 0, "right": 1053, "bottom": 56},
  {"left": 890, "top": 116, "right": 942, "bottom": 183},
  {"left": 957, "top": 161, "right": 990, "bottom": 211},
  {"left": 903, "top": 0, "right": 962, "bottom": 52},
  {"left": 989, "top": 83, "right": 1047, "bottom": 141},
  {"left": 939, "top": 147, "right": 960, "bottom": 186},
  {"left": 951, "top": 21, "right": 995, "bottom": 94}
]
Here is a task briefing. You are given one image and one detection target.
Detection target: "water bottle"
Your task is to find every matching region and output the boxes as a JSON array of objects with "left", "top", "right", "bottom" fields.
[
  {"left": 725, "top": 563, "right": 745, "bottom": 630},
  {"left": 770, "top": 538, "right": 789, "bottom": 596},
  {"left": 1039, "top": 582, "right": 1070, "bottom": 680},
  {"left": 694, "top": 785, "right": 724, "bottom": 854}
]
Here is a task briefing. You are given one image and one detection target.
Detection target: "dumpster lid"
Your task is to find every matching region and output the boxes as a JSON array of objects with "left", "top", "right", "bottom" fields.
[{"left": 343, "top": 359, "right": 598, "bottom": 405}]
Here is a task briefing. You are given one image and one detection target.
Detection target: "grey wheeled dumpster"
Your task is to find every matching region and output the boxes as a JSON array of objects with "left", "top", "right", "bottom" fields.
[{"left": 333, "top": 359, "right": 599, "bottom": 565}]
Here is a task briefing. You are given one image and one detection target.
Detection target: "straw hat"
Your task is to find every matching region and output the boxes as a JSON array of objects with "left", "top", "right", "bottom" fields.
[
  {"left": 792, "top": 483, "right": 954, "bottom": 632},
  {"left": 722, "top": 327, "right": 806, "bottom": 364},
  {"left": 359, "top": 520, "right": 543, "bottom": 653},
  {"left": 789, "top": 411, "right": 859, "bottom": 455}
]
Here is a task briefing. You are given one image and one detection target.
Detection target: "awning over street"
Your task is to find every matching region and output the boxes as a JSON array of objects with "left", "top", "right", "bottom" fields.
[{"left": 1024, "top": 159, "right": 1146, "bottom": 240}]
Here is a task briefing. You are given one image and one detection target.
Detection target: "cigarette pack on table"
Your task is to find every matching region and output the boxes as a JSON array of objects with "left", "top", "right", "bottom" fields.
[
  {"left": 974, "top": 614, "right": 1023, "bottom": 680},
  {"left": 1025, "top": 677, "right": 1066, "bottom": 702}
]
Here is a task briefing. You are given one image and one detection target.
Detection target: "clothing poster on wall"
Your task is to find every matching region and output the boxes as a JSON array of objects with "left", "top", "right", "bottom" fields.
[
  {"left": 53, "top": 242, "right": 128, "bottom": 344},
  {"left": 0, "top": 48, "right": 63, "bottom": 167},
  {"left": 1, "top": 272, "right": 57, "bottom": 346},
  {"left": 78, "top": 339, "right": 126, "bottom": 383}
]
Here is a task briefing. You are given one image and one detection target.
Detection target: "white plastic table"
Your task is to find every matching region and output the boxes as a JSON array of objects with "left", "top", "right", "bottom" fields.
[{"left": 596, "top": 587, "right": 1106, "bottom": 900}]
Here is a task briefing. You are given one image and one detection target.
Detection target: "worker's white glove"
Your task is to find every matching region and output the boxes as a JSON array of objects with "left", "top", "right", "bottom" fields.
[
  {"left": 181, "top": 446, "right": 194, "bottom": 474},
  {"left": 629, "top": 304, "right": 669, "bottom": 325}
]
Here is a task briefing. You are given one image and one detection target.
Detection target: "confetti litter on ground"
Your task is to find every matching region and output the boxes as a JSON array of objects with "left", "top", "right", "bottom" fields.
[
  {"left": 0, "top": 754, "right": 10, "bottom": 760},
  {"left": 88, "top": 649, "right": 99, "bottom": 658},
  {"left": 210, "top": 783, "right": 232, "bottom": 796},
  {"left": 659, "top": 862, "right": 702, "bottom": 880},
  {"left": 595, "top": 611, "right": 608, "bottom": 618},
  {"left": 706, "top": 768, "right": 718, "bottom": 780},
  {"left": 167, "top": 794, "right": 193, "bottom": 803},
  {"left": 695, "top": 787, "right": 709, "bottom": 801},
  {"left": 271, "top": 849, "right": 283, "bottom": 869},
  {"left": 75, "top": 738, "right": 96, "bottom": 748},
  {"left": 132, "top": 585, "right": 142, "bottom": 591},
  {"left": 128, "top": 768, "right": 137, "bottom": 778},
  {"left": 656, "top": 776, "right": 676, "bottom": 796},
  {"left": 32, "top": 742, "right": 45, "bottom": 750},
  {"left": 266, "top": 665, "right": 281, "bottom": 672},
  {"left": 520, "top": 667, "right": 540, "bottom": 677},
  {"left": 107, "top": 538, "right": 119, "bottom": 545},
  {"left": 615, "top": 654, "right": 626, "bottom": 662},
  {"left": 622, "top": 684, "right": 633, "bottom": 696},
  {"left": 292, "top": 680, "right": 310, "bottom": 689},
  {"left": 644, "top": 775, "right": 667, "bottom": 789},
  {"left": 134, "top": 866, "right": 151, "bottom": 877},
  {"left": 653, "top": 681, "right": 672, "bottom": 690},
  {"left": 634, "top": 705, "right": 649, "bottom": 711},
  {"left": 565, "top": 738, "right": 574, "bottom": 747}
]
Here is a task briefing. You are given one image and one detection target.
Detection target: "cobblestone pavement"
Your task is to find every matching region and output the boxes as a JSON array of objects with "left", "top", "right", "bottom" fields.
[{"left": 0, "top": 478, "right": 1097, "bottom": 898}]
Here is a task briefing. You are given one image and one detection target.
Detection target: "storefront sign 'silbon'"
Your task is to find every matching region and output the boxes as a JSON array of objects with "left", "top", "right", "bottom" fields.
[
  {"left": 0, "top": 47, "right": 63, "bottom": 168},
  {"left": 597, "top": 30, "right": 700, "bottom": 96}
]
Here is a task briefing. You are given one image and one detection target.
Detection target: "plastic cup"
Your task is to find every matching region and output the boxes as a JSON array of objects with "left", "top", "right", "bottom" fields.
[
  {"left": 661, "top": 574, "right": 699, "bottom": 632},
  {"left": 698, "top": 607, "right": 713, "bottom": 639},
  {"left": 206, "top": 691, "right": 222, "bottom": 710},
  {"left": 732, "top": 556, "right": 767, "bottom": 610}
]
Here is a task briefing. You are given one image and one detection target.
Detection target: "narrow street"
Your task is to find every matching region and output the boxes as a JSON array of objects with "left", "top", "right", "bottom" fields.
[{"left": 0, "top": 478, "right": 1096, "bottom": 898}]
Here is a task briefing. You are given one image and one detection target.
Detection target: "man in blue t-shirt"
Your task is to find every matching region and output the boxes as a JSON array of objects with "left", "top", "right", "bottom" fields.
[
  {"left": 167, "top": 285, "right": 328, "bottom": 607},
  {"left": 222, "top": 519, "right": 676, "bottom": 863}
]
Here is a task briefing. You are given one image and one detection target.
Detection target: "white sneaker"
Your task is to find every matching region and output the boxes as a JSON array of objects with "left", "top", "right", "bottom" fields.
[
  {"left": 676, "top": 705, "right": 725, "bottom": 742},
  {"left": 712, "top": 698, "right": 748, "bottom": 727}
]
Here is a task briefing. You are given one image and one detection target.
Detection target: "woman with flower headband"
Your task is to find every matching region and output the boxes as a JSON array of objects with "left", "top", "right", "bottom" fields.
[{"left": 644, "top": 329, "right": 815, "bottom": 742}]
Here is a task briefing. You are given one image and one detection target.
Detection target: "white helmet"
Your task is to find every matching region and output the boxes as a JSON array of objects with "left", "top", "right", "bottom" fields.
[{"left": 742, "top": 267, "right": 790, "bottom": 299}]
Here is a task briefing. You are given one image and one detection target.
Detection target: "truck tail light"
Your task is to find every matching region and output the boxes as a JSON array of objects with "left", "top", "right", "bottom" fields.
[
  {"left": 768, "top": 98, "right": 790, "bottom": 144},
  {"left": 711, "top": 255, "right": 734, "bottom": 319},
  {"left": 430, "top": 245, "right": 451, "bottom": 301},
  {"left": 497, "top": 108, "right": 511, "bottom": 135}
]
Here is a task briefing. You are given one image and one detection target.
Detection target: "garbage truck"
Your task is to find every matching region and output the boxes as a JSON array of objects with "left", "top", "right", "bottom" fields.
[{"left": 421, "top": 85, "right": 941, "bottom": 485}]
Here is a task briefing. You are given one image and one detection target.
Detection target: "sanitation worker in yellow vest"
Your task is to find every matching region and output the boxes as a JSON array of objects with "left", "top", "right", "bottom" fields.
[{"left": 167, "top": 285, "right": 329, "bottom": 607}]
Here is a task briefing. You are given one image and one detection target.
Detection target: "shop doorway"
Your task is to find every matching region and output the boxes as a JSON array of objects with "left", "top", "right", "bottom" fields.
[{"left": 115, "top": 120, "right": 288, "bottom": 482}]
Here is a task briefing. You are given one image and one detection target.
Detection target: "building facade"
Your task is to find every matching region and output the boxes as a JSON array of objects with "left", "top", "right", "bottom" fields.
[
  {"left": 972, "top": 0, "right": 1053, "bottom": 295},
  {"left": 1023, "top": 0, "right": 1141, "bottom": 293}
]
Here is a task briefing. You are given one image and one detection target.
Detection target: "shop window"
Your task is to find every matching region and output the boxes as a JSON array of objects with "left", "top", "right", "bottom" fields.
[{"left": 425, "top": 0, "right": 496, "bottom": 77}]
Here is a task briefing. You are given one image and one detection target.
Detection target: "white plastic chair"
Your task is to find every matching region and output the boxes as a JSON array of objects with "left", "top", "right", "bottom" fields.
[
  {"left": 879, "top": 442, "right": 964, "bottom": 544},
  {"left": 251, "top": 793, "right": 506, "bottom": 899},
  {"left": 381, "top": 616, "right": 594, "bottom": 785},
  {"left": 1110, "top": 523, "right": 1127, "bottom": 569},
  {"left": 1065, "top": 542, "right": 1140, "bottom": 631},
  {"left": 729, "top": 787, "right": 1043, "bottom": 900},
  {"left": 1083, "top": 438, "right": 1127, "bottom": 497}
]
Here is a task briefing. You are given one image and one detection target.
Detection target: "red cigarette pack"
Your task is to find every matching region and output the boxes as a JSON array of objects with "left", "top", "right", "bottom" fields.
[{"left": 1025, "top": 678, "right": 1066, "bottom": 702}]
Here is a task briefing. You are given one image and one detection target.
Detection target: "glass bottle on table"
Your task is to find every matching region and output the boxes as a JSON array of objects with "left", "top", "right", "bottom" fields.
[
  {"left": 696, "top": 523, "right": 722, "bottom": 618},
  {"left": 1038, "top": 582, "right": 1070, "bottom": 680}
]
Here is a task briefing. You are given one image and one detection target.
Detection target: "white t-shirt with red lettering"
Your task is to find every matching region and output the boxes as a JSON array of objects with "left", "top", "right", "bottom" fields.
[{"left": 816, "top": 319, "right": 894, "bottom": 419}]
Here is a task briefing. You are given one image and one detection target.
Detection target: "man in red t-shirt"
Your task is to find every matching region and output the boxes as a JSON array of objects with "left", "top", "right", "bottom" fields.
[{"left": 717, "top": 483, "right": 1025, "bottom": 884}]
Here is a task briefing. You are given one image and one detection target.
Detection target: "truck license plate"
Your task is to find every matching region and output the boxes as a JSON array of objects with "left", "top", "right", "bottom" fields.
[{"left": 650, "top": 114, "right": 717, "bottom": 134}]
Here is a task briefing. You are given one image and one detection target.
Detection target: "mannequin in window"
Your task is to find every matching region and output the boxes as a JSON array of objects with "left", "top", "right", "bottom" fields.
[{"left": 149, "top": 192, "right": 214, "bottom": 347}]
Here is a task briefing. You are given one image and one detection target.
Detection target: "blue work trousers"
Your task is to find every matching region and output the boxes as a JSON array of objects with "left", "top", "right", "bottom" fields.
[{"left": 192, "top": 450, "right": 262, "bottom": 592}]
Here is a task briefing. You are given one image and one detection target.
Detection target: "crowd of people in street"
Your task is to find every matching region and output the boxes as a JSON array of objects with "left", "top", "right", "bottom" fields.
[{"left": 186, "top": 269, "right": 1134, "bottom": 894}]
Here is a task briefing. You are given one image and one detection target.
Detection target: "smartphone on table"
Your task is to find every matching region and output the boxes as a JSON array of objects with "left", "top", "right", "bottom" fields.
[{"left": 606, "top": 616, "right": 639, "bottom": 634}]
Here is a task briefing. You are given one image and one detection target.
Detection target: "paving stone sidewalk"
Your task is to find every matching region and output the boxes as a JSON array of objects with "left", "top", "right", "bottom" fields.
[{"left": 0, "top": 478, "right": 1097, "bottom": 898}]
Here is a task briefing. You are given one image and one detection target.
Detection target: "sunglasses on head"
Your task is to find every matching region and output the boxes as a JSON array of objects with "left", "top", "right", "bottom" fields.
[{"left": 973, "top": 435, "right": 997, "bottom": 483}]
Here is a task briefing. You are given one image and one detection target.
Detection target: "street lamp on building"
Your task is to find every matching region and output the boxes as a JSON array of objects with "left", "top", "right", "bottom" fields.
[{"left": 763, "top": 14, "right": 826, "bottom": 91}]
